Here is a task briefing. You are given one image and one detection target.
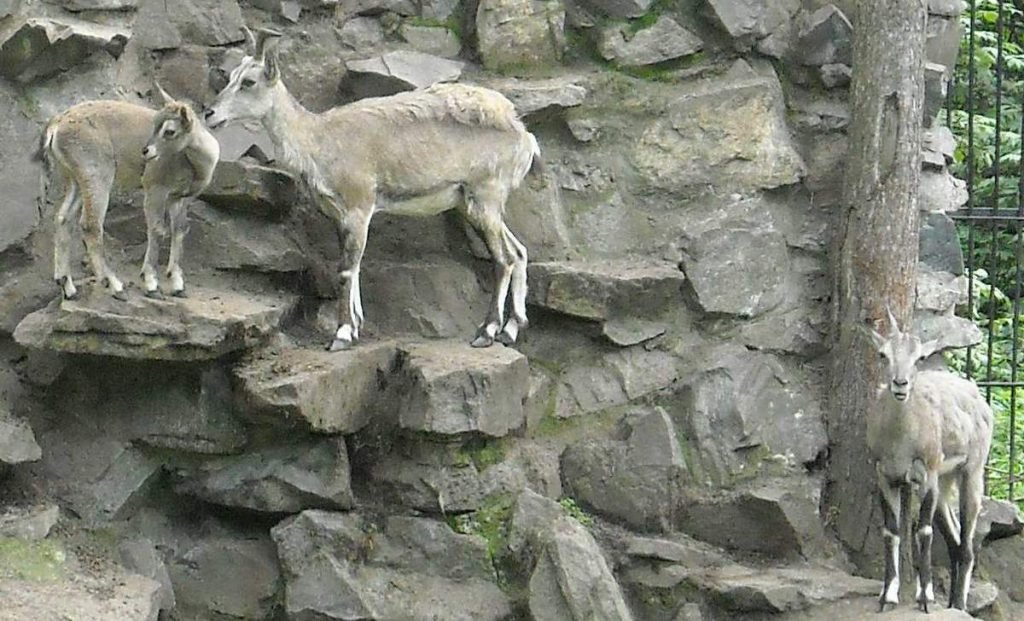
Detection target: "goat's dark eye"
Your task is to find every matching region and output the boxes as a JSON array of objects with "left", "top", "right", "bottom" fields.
[
  {"left": 241, "top": 78, "right": 256, "bottom": 89},
  {"left": 878, "top": 352, "right": 886, "bottom": 360},
  {"left": 162, "top": 128, "right": 176, "bottom": 138}
]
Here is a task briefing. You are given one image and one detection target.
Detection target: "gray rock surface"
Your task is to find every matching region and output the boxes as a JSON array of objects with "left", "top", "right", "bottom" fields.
[
  {"left": 170, "top": 536, "right": 281, "bottom": 620},
  {"left": 919, "top": 211, "right": 965, "bottom": 274},
  {"left": 707, "top": 0, "right": 801, "bottom": 52},
  {"left": 344, "top": 50, "right": 464, "bottom": 99},
  {"left": 598, "top": 16, "right": 703, "bottom": 67},
  {"left": 43, "top": 0, "right": 138, "bottom": 10},
  {"left": 0, "top": 84, "right": 43, "bottom": 256},
  {"left": 0, "top": 17, "right": 129, "bottom": 82},
  {"left": 118, "top": 539, "right": 176, "bottom": 614},
  {"left": 528, "top": 260, "right": 684, "bottom": 323},
  {"left": 369, "top": 453, "right": 527, "bottom": 513},
  {"left": 133, "top": 0, "right": 245, "bottom": 49},
  {"left": 187, "top": 203, "right": 306, "bottom": 275},
  {"left": 176, "top": 437, "right": 354, "bottom": 513},
  {"left": 0, "top": 503, "right": 59, "bottom": 540},
  {"left": 392, "top": 340, "right": 529, "bottom": 436},
  {"left": 574, "top": 0, "right": 651, "bottom": 19},
  {"left": 14, "top": 287, "right": 295, "bottom": 361},
  {"left": 399, "top": 23, "right": 460, "bottom": 58},
  {"left": 509, "top": 489, "right": 634, "bottom": 621},
  {"left": 679, "top": 476, "right": 829, "bottom": 559},
  {"left": 272, "top": 510, "right": 511, "bottom": 620},
  {"left": 0, "top": 407, "right": 41, "bottom": 465},
  {"left": 476, "top": 74, "right": 587, "bottom": 115},
  {"left": 797, "top": 4, "right": 853, "bottom": 66},
  {"left": 562, "top": 408, "right": 687, "bottom": 531},
  {"left": 631, "top": 60, "right": 805, "bottom": 193},
  {"left": 234, "top": 341, "right": 396, "bottom": 434},
  {"left": 978, "top": 497, "right": 1024, "bottom": 542},
  {"left": 979, "top": 534, "right": 1024, "bottom": 602},
  {"left": 200, "top": 160, "right": 299, "bottom": 218},
  {"left": 477, "top": 0, "right": 565, "bottom": 71},
  {"left": 920, "top": 169, "right": 969, "bottom": 213}
]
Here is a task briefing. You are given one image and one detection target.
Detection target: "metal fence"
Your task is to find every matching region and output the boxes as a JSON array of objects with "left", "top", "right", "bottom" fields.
[{"left": 947, "top": 0, "right": 1024, "bottom": 504}]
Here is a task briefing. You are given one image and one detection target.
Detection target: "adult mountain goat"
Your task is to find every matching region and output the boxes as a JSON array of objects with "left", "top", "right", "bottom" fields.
[
  {"left": 41, "top": 86, "right": 219, "bottom": 300},
  {"left": 865, "top": 310, "right": 993, "bottom": 612},
  {"left": 205, "top": 28, "right": 540, "bottom": 352}
]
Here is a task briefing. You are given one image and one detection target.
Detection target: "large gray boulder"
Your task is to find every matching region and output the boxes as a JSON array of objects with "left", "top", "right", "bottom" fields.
[
  {"left": 200, "top": 160, "right": 299, "bottom": 218},
  {"left": 796, "top": 4, "right": 853, "bottom": 66},
  {"left": 234, "top": 341, "right": 396, "bottom": 434},
  {"left": 0, "top": 407, "right": 41, "bottom": 465},
  {"left": 14, "top": 287, "right": 296, "bottom": 361},
  {"left": 187, "top": 203, "right": 306, "bottom": 275},
  {"left": 509, "top": 489, "right": 634, "bottom": 621},
  {"left": 344, "top": 50, "right": 465, "bottom": 99},
  {"left": 0, "top": 17, "right": 129, "bottom": 82},
  {"left": 598, "top": 16, "right": 703, "bottom": 67},
  {"left": 474, "top": 75, "right": 587, "bottom": 116},
  {"left": 631, "top": 60, "right": 805, "bottom": 193},
  {"left": 561, "top": 408, "right": 688, "bottom": 532},
  {"left": 169, "top": 536, "right": 281, "bottom": 620},
  {"left": 133, "top": 0, "right": 245, "bottom": 49},
  {"left": 44, "top": 0, "right": 139, "bottom": 10},
  {"left": 0, "top": 83, "right": 43, "bottom": 257},
  {"left": 706, "top": 0, "right": 801, "bottom": 54},
  {"left": 679, "top": 476, "right": 830, "bottom": 559},
  {"left": 476, "top": 0, "right": 566, "bottom": 72},
  {"left": 175, "top": 437, "right": 355, "bottom": 513},
  {"left": 527, "top": 260, "right": 684, "bottom": 325},
  {"left": 979, "top": 534, "right": 1024, "bottom": 603},
  {"left": 118, "top": 539, "right": 176, "bottom": 615},
  {"left": 675, "top": 346, "right": 828, "bottom": 484},
  {"left": 272, "top": 510, "right": 511, "bottom": 620},
  {"left": 391, "top": 340, "right": 529, "bottom": 437},
  {"left": 0, "top": 503, "right": 59, "bottom": 540}
]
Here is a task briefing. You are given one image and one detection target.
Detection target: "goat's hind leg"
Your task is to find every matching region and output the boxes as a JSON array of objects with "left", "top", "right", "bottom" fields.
[
  {"left": 878, "top": 476, "right": 903, "bottom": 611},
  {"left": 951, "top": 469, "right": 983, "bottom": 610},
  {"left": 77, "top": 170, "right": 126, "bottom": 300},
  {"left": 495, "top": 224, "right": 528, "bottom": 346},
  {"left": 462, "top": 187, "right": 513, "bottom": 348},
  {"left": 53, "top": 179, "right": 81, "bottom": 300},
  {"left": 935, "top": 477, "right": 961, "bottom": 609}
]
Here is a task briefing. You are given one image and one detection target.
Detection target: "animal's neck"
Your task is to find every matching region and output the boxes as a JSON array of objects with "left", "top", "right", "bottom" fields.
[
  {"left": 184, "top": 128, "right": 219, "bottom": 173},
  {"left": 262, "top": 83, "right": 315, "bottom": 174}
]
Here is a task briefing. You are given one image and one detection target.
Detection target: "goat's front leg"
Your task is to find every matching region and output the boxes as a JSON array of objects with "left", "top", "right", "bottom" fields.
[
  {"left": 166, "top": 197, "right": 190, "bottom": 297},
  {"left": 328, "top": 206, "right": 372, "bottom": 352},
  {"left": 878, "top": 475, "right": 903, "bottom": 611},
  {"left": 913, "top": 472, "right": 939, "bottom": 612},
  {"left": 140, "top": 189, "right": 167, "bottom": 298}
]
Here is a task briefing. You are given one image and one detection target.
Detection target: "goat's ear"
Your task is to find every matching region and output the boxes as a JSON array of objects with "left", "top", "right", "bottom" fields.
[
  {"left": 242, "top": 25, "right": 256, "bottom": 56},
  {"left": 918, "top": 339, "right": 941, "bottom": 361},
  {"left": 153, "top": 81, "right": 173, "bottom": 106},
  {"left": 859, "top": 323, "right": 887, "bottom": 353},
  {"left": 178, "top": 105, "right": 193, "bottom": 131},
  {"left": 263, "top": 46, "right": 281, "bottom": 83}
]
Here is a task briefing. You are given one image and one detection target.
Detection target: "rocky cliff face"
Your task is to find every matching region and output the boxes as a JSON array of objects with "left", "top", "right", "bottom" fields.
[{"left": 0, "top": 0, "right": 1021, "bottom": 619}]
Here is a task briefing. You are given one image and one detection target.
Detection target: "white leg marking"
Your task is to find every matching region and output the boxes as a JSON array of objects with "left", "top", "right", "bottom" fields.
[
  {"left": 882, "top": 532, "right": 900, "bottom": 604},
  {"left": 500, "top": 317, "right": 519, "bottom": 342},
  {"left": 335, "top": 324, "right": 354, "bottom": 342},
  {"left": 485, "top": 322, "right": 499, "bottom": 338},
  {"left": 169, "top": 266, "right": 184, "bottom": 293}
]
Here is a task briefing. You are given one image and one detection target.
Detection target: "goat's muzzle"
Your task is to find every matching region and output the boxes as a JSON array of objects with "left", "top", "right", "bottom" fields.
[{"left": 142, "top": 145, "right": 157, "bottom": 161}]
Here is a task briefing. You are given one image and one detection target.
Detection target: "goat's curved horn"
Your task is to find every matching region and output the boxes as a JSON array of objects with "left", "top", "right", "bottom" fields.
[
  {"left": 241, "top": 26, "right": 257, "bottom": 55},
  {"left": 153, "top": 81, "right": 173, "bottom": 105},
  {"left": 886, "top": 305, "right": 901, "bottom": 337},
  {"left": 254, "top": 27, "right": 284, "bottom": 58}
]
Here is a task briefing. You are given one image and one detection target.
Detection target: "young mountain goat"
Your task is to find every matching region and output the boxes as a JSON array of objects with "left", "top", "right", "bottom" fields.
[
  {"left": 204, "top": 28, "right": 540, "bottom": 352},
  {"left": 40, "top": 86, "right": 219, "bottom": 300},
  {"left": 865, "top": 310, "right": 993, "bottom": 612}
]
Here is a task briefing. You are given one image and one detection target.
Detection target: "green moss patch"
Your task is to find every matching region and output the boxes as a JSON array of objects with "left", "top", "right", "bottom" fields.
[{"left": 0, "top": 537, "right": 67, "bottom": 582}]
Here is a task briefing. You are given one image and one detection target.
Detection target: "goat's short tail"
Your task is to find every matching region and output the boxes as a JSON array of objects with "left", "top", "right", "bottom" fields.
[
  {"left": 527, "top": 132, "right": 545, "bottom": 177},
  {"left": 34, "top": 121, "right": 58, "bottom": 217}
]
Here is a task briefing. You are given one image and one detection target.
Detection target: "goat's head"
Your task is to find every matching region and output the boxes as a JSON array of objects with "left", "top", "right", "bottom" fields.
[
  {"left": 865, "top": 308, "right": 939, "bottom": 403},
  {"left": 143, "top": 84, "right": 201, "bottom": 161},
  {"left": 205, "top": 27, "right": 283, "bottom": 129}
]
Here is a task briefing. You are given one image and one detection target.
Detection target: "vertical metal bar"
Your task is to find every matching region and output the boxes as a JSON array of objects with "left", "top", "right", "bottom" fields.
[
  {"left": 1010, "top": 3, "right": 1024, "bottom": 503},
  {"left": 985, "top": 0, "right": 1006, "bottom": 405},
  {"left": 966, "top": 0, "right": 978, "bottom": 381}
]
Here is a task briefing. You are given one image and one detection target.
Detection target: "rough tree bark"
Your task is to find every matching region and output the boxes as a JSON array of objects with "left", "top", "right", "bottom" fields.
[{"left": 826, "top": 0, "right": 929, "bottom": 571}]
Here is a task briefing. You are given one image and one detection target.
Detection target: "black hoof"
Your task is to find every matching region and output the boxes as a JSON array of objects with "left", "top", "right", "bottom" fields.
[
  {"left": 145, "top": 289, "right": 165, "bottom": 300},
  {"left": 495, "top": 331, "right": 516, "bottom": 346},
  {"left": 171, "top": 289, "right": 187, "bottom": 298},
  {"left": 327, "top": 338, "right": 354, "bottom": 352},
  {"left": 111, "top": 290, "right": 128, "bottom": 302},
  {"left": 470, "top": 334, "right": 494, "bottom": 348}
]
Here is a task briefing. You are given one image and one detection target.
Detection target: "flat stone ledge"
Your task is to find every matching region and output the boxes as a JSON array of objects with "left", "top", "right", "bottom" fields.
[{"left": 14, "top": 287, "right": 295, "bottom": 361}]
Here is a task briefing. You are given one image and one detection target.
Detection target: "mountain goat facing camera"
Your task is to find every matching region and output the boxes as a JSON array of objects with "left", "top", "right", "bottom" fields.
[
  {"left": 41, "top": 85, "right": 219, "bottom": 300},
  {"left": 865, "top": 309, "right": 993, "bottom": 612}
]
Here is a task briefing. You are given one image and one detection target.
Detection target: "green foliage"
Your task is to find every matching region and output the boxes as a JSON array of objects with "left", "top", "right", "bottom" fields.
[
  {"left": 558, "top": 496, "right": 593, "bottom": 526},
  {"left": 0, "top": 538, "right": 66, "bottom": 582},
  {"left": 448, "top": 495, "right": 516, "bottom": 563},
  {"left": 455, "top": 438, "right": 506, "bottom": 471},
  {"left": 945, "top": 0, "right": 1024, "bottom": 508}
]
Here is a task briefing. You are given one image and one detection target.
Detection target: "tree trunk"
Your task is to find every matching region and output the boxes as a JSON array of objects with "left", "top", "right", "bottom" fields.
[{"left": 826, "top": 0, "right": 928, "bottom": 572}]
